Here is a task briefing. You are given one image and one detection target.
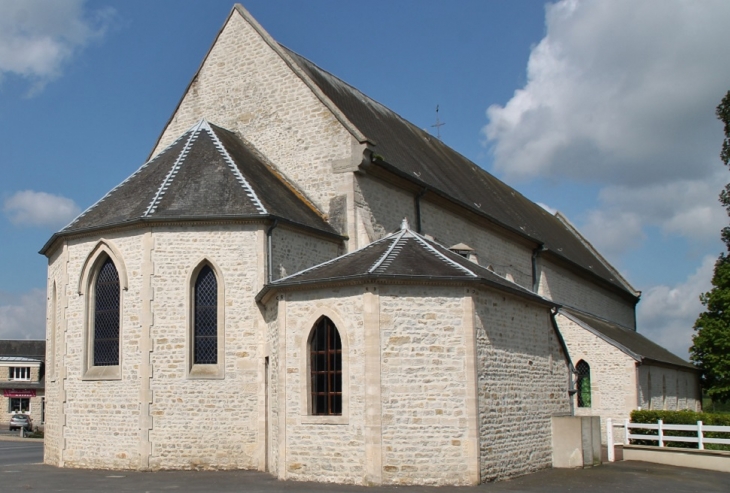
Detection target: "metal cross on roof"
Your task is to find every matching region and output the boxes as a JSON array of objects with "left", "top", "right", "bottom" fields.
[{"left": 431, "top": 105, "right": 445, "bottom": 139}]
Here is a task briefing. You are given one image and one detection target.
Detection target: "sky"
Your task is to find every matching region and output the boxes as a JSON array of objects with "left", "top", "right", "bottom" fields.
[{"left": 0, "top": 0, "right": 728, "bottom": 358}]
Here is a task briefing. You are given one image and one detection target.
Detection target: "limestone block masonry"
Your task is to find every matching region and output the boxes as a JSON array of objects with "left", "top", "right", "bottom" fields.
[
  {"left": 44, "top": 224, "right": 269, "bottom": 470},
  {"left": 153, "top": 10, "right": 355, "bottom": 214}
]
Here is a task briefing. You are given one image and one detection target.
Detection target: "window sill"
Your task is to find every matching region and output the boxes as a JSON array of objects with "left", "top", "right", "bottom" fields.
[
  {"left": 82, "top": 365, "right": 121, "bottom": 381},
  {"left": 187, "top": 364, "right": 224, "bottom": 380},
  {"left": 300, "top": 415, "right": 348, "bottom": 425}
]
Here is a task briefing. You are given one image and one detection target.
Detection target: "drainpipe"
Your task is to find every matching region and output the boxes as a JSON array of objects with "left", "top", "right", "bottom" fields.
[
  {"left": 266, "top": 219, "right": 279, "bottom": 283},
  {"left": 550, "top": 308, "right": 577, "bottom": 415},
  {"left": 414, "top": 187, "right": 428, "bottom": 234},
  {"left": 531, "top": 244, "right": 545, "bottom": 293}
]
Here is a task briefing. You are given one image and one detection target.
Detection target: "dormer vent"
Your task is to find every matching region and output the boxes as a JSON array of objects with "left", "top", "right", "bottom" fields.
[{"left": 449, "top": 243, "right": 479, "bottom": 264}]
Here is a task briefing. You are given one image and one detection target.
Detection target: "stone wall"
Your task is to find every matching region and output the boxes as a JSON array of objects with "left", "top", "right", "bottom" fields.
[
  {"left": 474, "top": 291, "right": 569, "bottom": 482},
  {"left": 153, "top": 9, "right": 354, "bottom": 213},
  {"left": 44, "top": 224, "right": 268, "bottom": 470},
  {"left": 44, "top": 247, "right": 66, "bottom": 464},
  {"left": 638, "top": 364, "right": 701, "bottom": 412},
  {"left": 278, "top": 287, "right": 367, "bottom": 484},
  {"left": 378, "top": 285, "right": 475, "bottom": 485},
  {"left": 557, "top": 313, "right": 639, "bottom": 443},
  {"left": 59, "top": 231, "right": 146, "bottom": 468},
  {"left": 270, "top": 227, "right": 341, "bottom": 281},
  {"left": 539, "top": 262, "right": 636, "bottom": 329}
]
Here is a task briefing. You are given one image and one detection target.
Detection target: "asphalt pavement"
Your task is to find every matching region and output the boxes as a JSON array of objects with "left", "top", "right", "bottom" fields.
[{"left": 0, "top": 439, "right": 727, "bottom": 492}]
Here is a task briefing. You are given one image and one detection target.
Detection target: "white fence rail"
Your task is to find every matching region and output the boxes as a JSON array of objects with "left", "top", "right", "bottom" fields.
[{"left": 606, "top": 418, "right": 730, "bottom": 462}]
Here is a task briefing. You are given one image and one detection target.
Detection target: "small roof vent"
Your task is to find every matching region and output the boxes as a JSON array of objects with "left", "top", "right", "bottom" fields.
[{"left": 449, "top": 243, "right": 479, "bottom": 264}]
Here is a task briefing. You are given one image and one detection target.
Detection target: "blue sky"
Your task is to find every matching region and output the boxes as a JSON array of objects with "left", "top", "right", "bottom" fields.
[{"left": 1, "top": 0, "right": 729, "bottom": 357}]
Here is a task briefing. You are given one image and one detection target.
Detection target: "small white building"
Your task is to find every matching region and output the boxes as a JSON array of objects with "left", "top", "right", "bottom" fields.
[{"left": 40, "top": 3, "right": 700, "bottom": 485}]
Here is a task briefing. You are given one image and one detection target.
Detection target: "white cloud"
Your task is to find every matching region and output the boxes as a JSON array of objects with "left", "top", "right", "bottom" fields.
[
  {"left": 637, "top": 255, "right": 715, "bottom": 358},
  {"left": 3, "top": 190, "right": 80, "bottom": 228},
  {"left": 537, "top": 202, "right": 557, "bottom": 215},
  {"left": 0, "top": 0, "right": 114, "bottom": 90},
  {"left": 0, "top": 289, "right": 46, "bottom": 340},
  {"left": 484, "top": 0, "right": 730, "bottom": 254},
  {"left": 581, "top": 209, "right": 645, "bottom": 257}
]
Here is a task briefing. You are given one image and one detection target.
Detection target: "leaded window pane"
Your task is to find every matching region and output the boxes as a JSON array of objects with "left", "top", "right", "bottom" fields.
[
  {"left": 94, "top": 258, "right": 119, "bottom": 366},
  {"left": 576, "top": 360, "right": 591, "bottom": 408},
  {"left": 194, "top": 266, "right": 217, "bottom": 365},
  {"left": 310, "top": 317, "right": 342, "bottom": 415}
]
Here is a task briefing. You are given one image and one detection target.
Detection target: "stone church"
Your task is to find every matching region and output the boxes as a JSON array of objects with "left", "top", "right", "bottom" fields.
[{"left": 40, "top": 4, "right": 700, "bottom": 485}]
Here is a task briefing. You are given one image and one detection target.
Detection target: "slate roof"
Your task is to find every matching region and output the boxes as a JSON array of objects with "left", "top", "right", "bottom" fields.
[
  {"left": 42, "top": 120, "right": 339, "bottom": 254},
  {"left": 0, "top": 341, "right": 45, "bottom": 361},
  {"left": 257, "top": 219, "right": 554, "bottom": 306},
  {"left": 281, "top": 47, "right": 636, "bottom": 297},
  {"left": 561, "top": 309, "right": 696, "bottom": 370}
]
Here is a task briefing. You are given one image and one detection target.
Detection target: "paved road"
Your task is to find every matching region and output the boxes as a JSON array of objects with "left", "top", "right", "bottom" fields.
[
  {"left": 0, "top": 439, "right": 43, "bottom": 467},
  {"left": 0, "top": 440, "right": 727, "bottom": 492}
]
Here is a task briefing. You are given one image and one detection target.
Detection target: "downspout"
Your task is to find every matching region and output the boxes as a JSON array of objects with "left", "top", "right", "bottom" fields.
[
  {"left": 266, "top": 219, "right": 279, "bottom": 283},
  {"left": 531, "top": 244, "right": 545, "bottom": 293},
  {"left": 414, "top": 187, "right": 428, "bottom": 234},
  {"left": 550, "top": 308, "right": 576, "bottom": 415}
]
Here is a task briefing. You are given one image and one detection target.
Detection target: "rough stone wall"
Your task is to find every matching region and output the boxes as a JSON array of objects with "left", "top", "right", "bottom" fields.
[
  {"left": 263, "top": 300, "right": 279, "bottom": 474},
  {"left": 474, "top": 291, "right": 569, "bottom": 482},
  {"left": 539, "top": 261, "right": 636, "bottom": 329},
  {"left": 44, "top": 249, "right": 65, "bottom": 464},
  {"left": 280, "top": 288, "right": 367, "bottom": 484},
  {"left": 270, "top": 227, "right": 341, "bottom": 281},
  {"left": 153, "top": 10, "right": 354, "bottom": 213},
  {"left": 420, "top": 202, "right": 533, "bottom": 289},
  {"left": 59, "top": 231, "right": 146, "bottom": 469},
  {"left": 378, "top": 285, "right": 472, "bottom": 486},
  {"left": 638, "top": 365, "right": 701, "bottom": 412},
  {"left": 557, "top": 314, "right": 638, "bottom": 443},
  {"left": 354, "top": 175, "right": 534, "bottom": 288},
  {"left": 148, "top": 225, "right": 262, "bottom": 469},
  {"left": 354, "top": 175, "right": 415, "bottom": 247}
]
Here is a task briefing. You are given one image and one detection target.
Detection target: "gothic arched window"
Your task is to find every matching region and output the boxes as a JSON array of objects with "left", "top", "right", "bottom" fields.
[
  {"left": 576, "top": 360, "right": 591, "bottom": 408},
  {"left": 194, "top": 265, "right": 218, "bottom": 365},
  {"left": 93, "top": 257, "right": 120, "bottom": 367},
  {"left": 310, "top": 317, "right": 342, "bottom": 415}
]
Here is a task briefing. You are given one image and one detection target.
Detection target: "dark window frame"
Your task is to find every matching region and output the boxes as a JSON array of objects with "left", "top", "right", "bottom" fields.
[
  {"left": 93, "top": 257, "right": 120, "bottom": 367},
  {"left": 576, "top": 360, "right": 591, "bottom": 408},
  {"left": 193, "top": 265, "right": 218, "bottom": 365},
  {"left": 309, "top": 317, "right": 342, "bottom": 416}
]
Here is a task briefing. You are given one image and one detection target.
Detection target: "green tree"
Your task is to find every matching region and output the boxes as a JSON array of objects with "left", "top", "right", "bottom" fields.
[{"left": 691, "top": 91, "right": 730, "bottom": 403}]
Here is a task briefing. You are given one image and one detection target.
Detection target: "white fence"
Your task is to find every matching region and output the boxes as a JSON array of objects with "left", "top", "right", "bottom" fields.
[{"left": 606, "top": 418, "right": 730, "bottom": 462}]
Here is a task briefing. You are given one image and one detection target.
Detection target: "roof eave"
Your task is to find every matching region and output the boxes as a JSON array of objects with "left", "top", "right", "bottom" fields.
[
  {"left": 40, "top": 214, "right": 346, "bottom": 257},
  {"left": 360, "top": 157, "right": 640, "bottom": 302},
  {"left": 257, "top": 273, "right": 557, "bottom": 308}
]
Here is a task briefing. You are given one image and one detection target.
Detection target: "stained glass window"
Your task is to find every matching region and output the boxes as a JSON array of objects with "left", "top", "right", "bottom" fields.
[
  {"left": 194, "top": 265, "right": 217, "bottom": 365},
  {"left": 310, "top": 317, "right": 342, "bottom": 415},
  {"left": 94, "top": 258, "right": 120, "bottom": 366},
  {"left": 576, "top": 360, "right": 591, "bottom": 408}
]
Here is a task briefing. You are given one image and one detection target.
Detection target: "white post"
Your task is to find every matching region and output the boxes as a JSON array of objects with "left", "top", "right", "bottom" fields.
[
  {"left": 658, "top": 419, "right": 664, "bottom": 447},
  {"left": 606, "top": 418, "right": 615, "bottom": 462},
  {"left": 19, "top": 427, "right": 23, "bottom": 438},
  {"left": 697, "top": 420, "right": 704, "bottom": 450},
  {"left": 624, "top": 419, "right": 630, "bottom": 445}
]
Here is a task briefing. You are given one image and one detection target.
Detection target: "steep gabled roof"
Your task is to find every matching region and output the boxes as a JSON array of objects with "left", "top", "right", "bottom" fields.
[
  {"left": 561, "top": 309, "right": 696, "bottom": 370},
  {"left": 257, "top": 219, "right": 555, "bottom": 306},
  {"left": 280, "top": 46, "right": 638, "bottom": 298},
  {"left": 42, "top": 120, "right": 339, "bottom": 254}
]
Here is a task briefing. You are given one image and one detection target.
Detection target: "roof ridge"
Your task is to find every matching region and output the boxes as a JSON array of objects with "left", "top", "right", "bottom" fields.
[
  {"left": 368, "top": 229, "right": 406, "bottom": 274},
  {"left": 144, "top": 120, "right": 204, "bottom": 217},
  {"left": 203, "top": 121, "right": 267, "bottom": 214},
  {"left": 61, "top": 127, "right": 194, "bottom": 231},
  {"left": 412, "top": 232, "right": 478, "bottom": 277},
  {"left": 273, "top": 234, "right": 395, "bottom": 284}
]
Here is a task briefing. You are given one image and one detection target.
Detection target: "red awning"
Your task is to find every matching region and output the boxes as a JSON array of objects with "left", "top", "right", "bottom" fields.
[{"left": 3, "top": 389, "right": 36, "bottom": 398}]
